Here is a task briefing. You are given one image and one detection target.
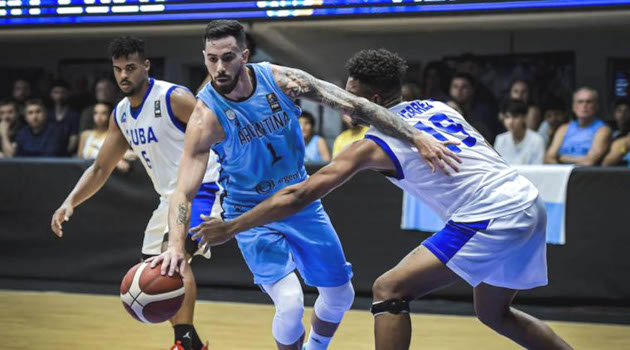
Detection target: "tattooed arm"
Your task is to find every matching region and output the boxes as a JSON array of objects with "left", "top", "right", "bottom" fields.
[
  {"left": 150, "top": 99, "right": 225, "bottom": 276},
  {"left": 271, "top": 65, "right": 461, "bottom": 174}
]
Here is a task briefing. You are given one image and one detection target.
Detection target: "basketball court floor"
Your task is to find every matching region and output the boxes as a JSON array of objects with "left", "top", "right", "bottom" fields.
[{"left": 1, "top": 289, "right": 629, "bottom": 349}]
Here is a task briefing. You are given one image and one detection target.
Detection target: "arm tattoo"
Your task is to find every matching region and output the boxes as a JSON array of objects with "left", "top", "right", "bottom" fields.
[
  {"left": 274, "top": 66, "right": 417, "bottom": 143},
  {"left": 176, "top": 203, "right": 189, "bottom": 227}
]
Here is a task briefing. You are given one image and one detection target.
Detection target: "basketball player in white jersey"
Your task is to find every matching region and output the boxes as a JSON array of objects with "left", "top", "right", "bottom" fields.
[
  {"left": 191, "top": 49, "right": 572, "bottom": 349},
  {"left": 50, "top": 36, "right": 218, "bottom": 350}
]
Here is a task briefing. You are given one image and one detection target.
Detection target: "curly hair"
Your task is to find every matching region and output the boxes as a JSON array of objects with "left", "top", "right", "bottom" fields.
[
  {"left": 345, "top": 49, "right": 407, "bottom": 96},
  {"left": 108, "top": 36, "right": 146, "bottom": 60}
]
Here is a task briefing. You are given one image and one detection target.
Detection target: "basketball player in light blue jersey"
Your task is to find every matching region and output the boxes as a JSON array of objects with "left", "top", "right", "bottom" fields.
[
  {"left": 50, "top": 36, "right": 216, "bottom": 350},
  {"left": 191, "top": 49, "right": 572, "bottom": 350},
  {"left": 151, "top": 21, "right": 461, "bottom": 350}
]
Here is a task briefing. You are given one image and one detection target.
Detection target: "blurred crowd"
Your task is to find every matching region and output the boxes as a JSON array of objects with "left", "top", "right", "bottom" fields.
[{"left": 2, "top": 53, "right": 629, "bottom": 168}]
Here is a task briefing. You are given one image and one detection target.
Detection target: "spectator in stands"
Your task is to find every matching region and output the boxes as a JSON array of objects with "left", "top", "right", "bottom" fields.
[
  {"left": 420, "top": 61, "right": 449, "bottom": 101},
  {"left": 48, "top": 80, "right": 80, "bottom": 156},
  {"left": 611, "top": 98, "right": 630, "bottom": 139},
  {"left": 11, "top": 78, "right": 31, "bottom": 117},
  {"left": 79, "top": 78, "right": 117, "bottom": 132},
  {"left": 77, "top": 102, "right": 135, "bottom": 171},
  {"left": 299, "top": 111, "right": 330, "bottom": 163},
  {"left": 332, "top": 114, "right": 369, "bottom": 158},
  {"left": 15, "top": 99, "right": 64, "bottom": 157},
  {"left": 401, "top": 82, "right": 421, "bottom": 102},
  {"left": 494, "top": 99, "right": 545, "bottom": 165},
  {"left": 447, "top": 72, "right": 502, "bottom": 144},
  {"left": 0, "top": 100, "right": 21, "bottom": 158},
  {"left": 507, "top": 79, "right": 542, "bottom": 130},
  {"left": 602, "top": 132, "right": 630, "bottom": 167},
  {"left": 537, "top": 97, "right": 568, "bottom": 147},
  {"left": 545, "top": 87, "right": 611, "bottom": 165}
]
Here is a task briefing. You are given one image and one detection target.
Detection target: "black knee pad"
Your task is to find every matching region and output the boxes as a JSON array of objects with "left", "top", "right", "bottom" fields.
[{"left": 371, "top": 298, "right": 411, "bottom": 317}]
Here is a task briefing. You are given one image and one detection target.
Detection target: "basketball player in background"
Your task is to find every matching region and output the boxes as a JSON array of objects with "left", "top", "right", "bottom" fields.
[
  {"left": 50, "top": 36, "right": 217, "bottom": 350},
  {"left": 151, "top": 21, "right": 460, "bottom": 350},
  {"left": 191, "top": 49, "right": 572, "bottom": 350}
]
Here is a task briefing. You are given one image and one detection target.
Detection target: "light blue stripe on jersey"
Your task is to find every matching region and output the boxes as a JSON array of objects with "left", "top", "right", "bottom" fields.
[{"left": 196, "top": 62, "right": 305, "bottom": 210}]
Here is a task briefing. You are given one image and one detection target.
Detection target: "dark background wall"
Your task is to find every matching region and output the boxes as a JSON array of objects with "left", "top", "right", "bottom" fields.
[{"left": 1, "top": 159, "right": 628, "bottom": 304}]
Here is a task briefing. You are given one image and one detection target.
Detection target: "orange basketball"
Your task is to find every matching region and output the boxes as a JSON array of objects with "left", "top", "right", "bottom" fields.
[{"left": 120, "top": 261, "right": 185, "bottom": 323}]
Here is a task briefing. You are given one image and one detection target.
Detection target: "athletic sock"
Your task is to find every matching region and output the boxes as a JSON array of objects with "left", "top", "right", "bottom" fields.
[
  {"left": 305, "top": 329, "right": 332, "bottom": 350},
  {"left": 190, "top": 326, "right": 204, "bottom": 350},
  {"left": 173, "top": 324, "right": 194, "bottom": 350}
]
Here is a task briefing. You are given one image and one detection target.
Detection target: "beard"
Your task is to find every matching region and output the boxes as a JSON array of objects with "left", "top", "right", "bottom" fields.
[
  {"left": 119, "top": 80, "right": 138, "bottom": 97},
  {"left": 213, "top": 65, "right": 243, "bottom": 95}
]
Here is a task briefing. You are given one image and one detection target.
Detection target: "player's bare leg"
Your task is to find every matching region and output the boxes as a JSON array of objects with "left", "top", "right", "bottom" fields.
[
  {"left": 371, "top": 246, "right": 460, "bottom": 350},
  {"left": 473, "top": 283, "right": 572, "bottom": 349},
  {"left": 169, "top": 258, "right": 196, "bottom": 325}
]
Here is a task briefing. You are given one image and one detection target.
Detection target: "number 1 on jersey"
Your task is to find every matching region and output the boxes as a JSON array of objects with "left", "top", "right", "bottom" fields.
[{"left": 266, "top": 143, "right": 282, "bottom": 165}]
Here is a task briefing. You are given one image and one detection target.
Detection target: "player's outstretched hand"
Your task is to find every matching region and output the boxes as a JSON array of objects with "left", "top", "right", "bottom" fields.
[
  {"left": 148, "top": 247, "right": 187, "bottom": 277},
  {"left": 51, "top": 203, "right": 74, "bottom": 238},
  {"left": 191, "top": 215, "right": 234, "bottom": 247},
  {"left": 412, "top": 133, "right": 462, "bottom": 175}
]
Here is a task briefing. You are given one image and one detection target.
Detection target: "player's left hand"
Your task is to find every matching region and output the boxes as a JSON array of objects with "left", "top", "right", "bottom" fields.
[
  {"left": 412, "top": 132, "right": 462, "bottom": 175},
  {"left": 190, "top": 215, "right": 235, "bottom": 247}
]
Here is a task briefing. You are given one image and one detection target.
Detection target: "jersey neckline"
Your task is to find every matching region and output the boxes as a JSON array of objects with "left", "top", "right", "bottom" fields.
[
  {"left": 130, "top": 78, "right": 155, "bottom": 120},
  {"left": 210, "top": 65, "right": 259, "bottom": 104}
]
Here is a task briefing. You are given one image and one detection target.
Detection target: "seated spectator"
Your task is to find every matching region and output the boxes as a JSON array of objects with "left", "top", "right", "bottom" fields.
[
  {"left": 77, "top": 102, "right": 111, "bottom": 159},
  {"left": 299, "top": 111, "right": 330, "bottom": 163},
  {"left": 0, "top": 100, "right": 21, "bottom": 158},
  {"left": 447, "top": 72, "right": 502, "bottom": 144},
  {"left": 507, "top": 79, "right": 542, "bottom": 130},
  {"left": 611, "top": 98, "right": 630, "bottom": 139},
  {"left": 48, "top": 79, "right": 80, "bottom": 156},
  {"left": 537, "top": 97, "right": 569, "bottom": 147},
  {"left": 77, "top": 102, "right": 135, "bottom": 171},
  {"left": 401, "top": 82, "right": 421, "bottom": 102},
  {"left": 602, "top": 133, "right": 630, "bottom": 167},
  {"left": 420, "top": 61, "right": 449, "bottom": 101},
  {"left": 545, "top": 87, "right": 612, "bottom": 165},
  {"left": 332, "top": 114, "right": 369, "bottom": 158},
  {"left": 494, "top": 100, "right": 545, "bottom": 165},
  {"left": 15, "top": 99, "right": 65, "bottom": 157},
  {"left": 79, "top": 78, "right": 118, "bottom": 132},
  {"left": 11, "top": 78, "right": 31, "bottom": 118}
]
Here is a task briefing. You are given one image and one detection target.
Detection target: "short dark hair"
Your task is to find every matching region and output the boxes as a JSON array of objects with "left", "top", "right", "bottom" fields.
[
  {"left": 108, "top": 36, "right": 146, "bottom": 60},
  {"left": 0, "top": 99, "right": 18, "bottom": 110},
  {"left": 25, "top": 98, "right": 45, "bottom": 110},
  {"left": 501, "top": 99, "right": 528, "bottom": 117},
  {"left": 204, "top": 20, "right": 246, "bottom": 49},
  {"left": 345, "top": 49, "right": 407, "bottom": 96},
  {"left": 299, "top": 111, "right": 315, "bottom": 126},
  {"left": 614, "top": 97, "right": 630, "bottom": 109},
  {"left": 541, "top": 97, "right": 566, "bottom": 114},
  {"left": 451, "top": 72, "right": 476, "bottom": 89},
  {"left": 51, "top": 79, "right": 70, "bottom": 90}
]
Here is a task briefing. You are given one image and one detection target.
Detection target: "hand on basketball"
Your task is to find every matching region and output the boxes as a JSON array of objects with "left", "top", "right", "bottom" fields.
[
  {"left": 412, "top": 133, "right": 462, "bottom": 175},
  {"left": 51, "top": 203, "right": 74, "bottom": 237},
  {"left": 190, "top": 215, "right": 234, "bottom": 247},
  {"left": 148, "top": 247, "right": 187, "bottom": 277}
]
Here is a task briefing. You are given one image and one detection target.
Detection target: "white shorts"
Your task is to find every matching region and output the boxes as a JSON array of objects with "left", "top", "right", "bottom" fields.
[
  {"left": 142, "top": 183, "right": 222, "bottom": 256},
  {"left": 422, "top": 196, "right": 548, "bottom": 290}
]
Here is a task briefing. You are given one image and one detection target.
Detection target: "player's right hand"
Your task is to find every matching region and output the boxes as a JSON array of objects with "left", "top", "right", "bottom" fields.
[
  {"left": 148, "top": 247, "right": 187, "bottom": 277},
  {"left": 51, "top": 203, "right": 74, "bottom": 238}
]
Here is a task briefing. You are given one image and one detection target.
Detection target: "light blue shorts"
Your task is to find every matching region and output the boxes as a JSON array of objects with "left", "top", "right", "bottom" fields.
[{"left": 224, "top": 200, "right": 353, "bottom": 287}]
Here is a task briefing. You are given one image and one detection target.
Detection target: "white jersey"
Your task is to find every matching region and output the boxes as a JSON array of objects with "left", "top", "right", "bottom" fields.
[
  {"left": 365, "top": 100, "right": 538, "bottom": 223},
  {"left": 114, "top": 78, "right": 219, "bottom": 199}
]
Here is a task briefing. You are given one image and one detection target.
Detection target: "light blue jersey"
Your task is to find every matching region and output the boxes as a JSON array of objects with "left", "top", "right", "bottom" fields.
[
  {"left": 197, "top": 62, "right": 352, "bottom": 287},
  {"left": 559, "top": 119, "right": 606, "bottom": 157},
  {"left": 197, "top": 62, "right": 307, "bottom": 211}
]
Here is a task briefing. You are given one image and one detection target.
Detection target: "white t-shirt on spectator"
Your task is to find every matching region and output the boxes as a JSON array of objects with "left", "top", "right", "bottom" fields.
[{"left": 494, "top": 129, "right": 545, "bottom": 165}]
